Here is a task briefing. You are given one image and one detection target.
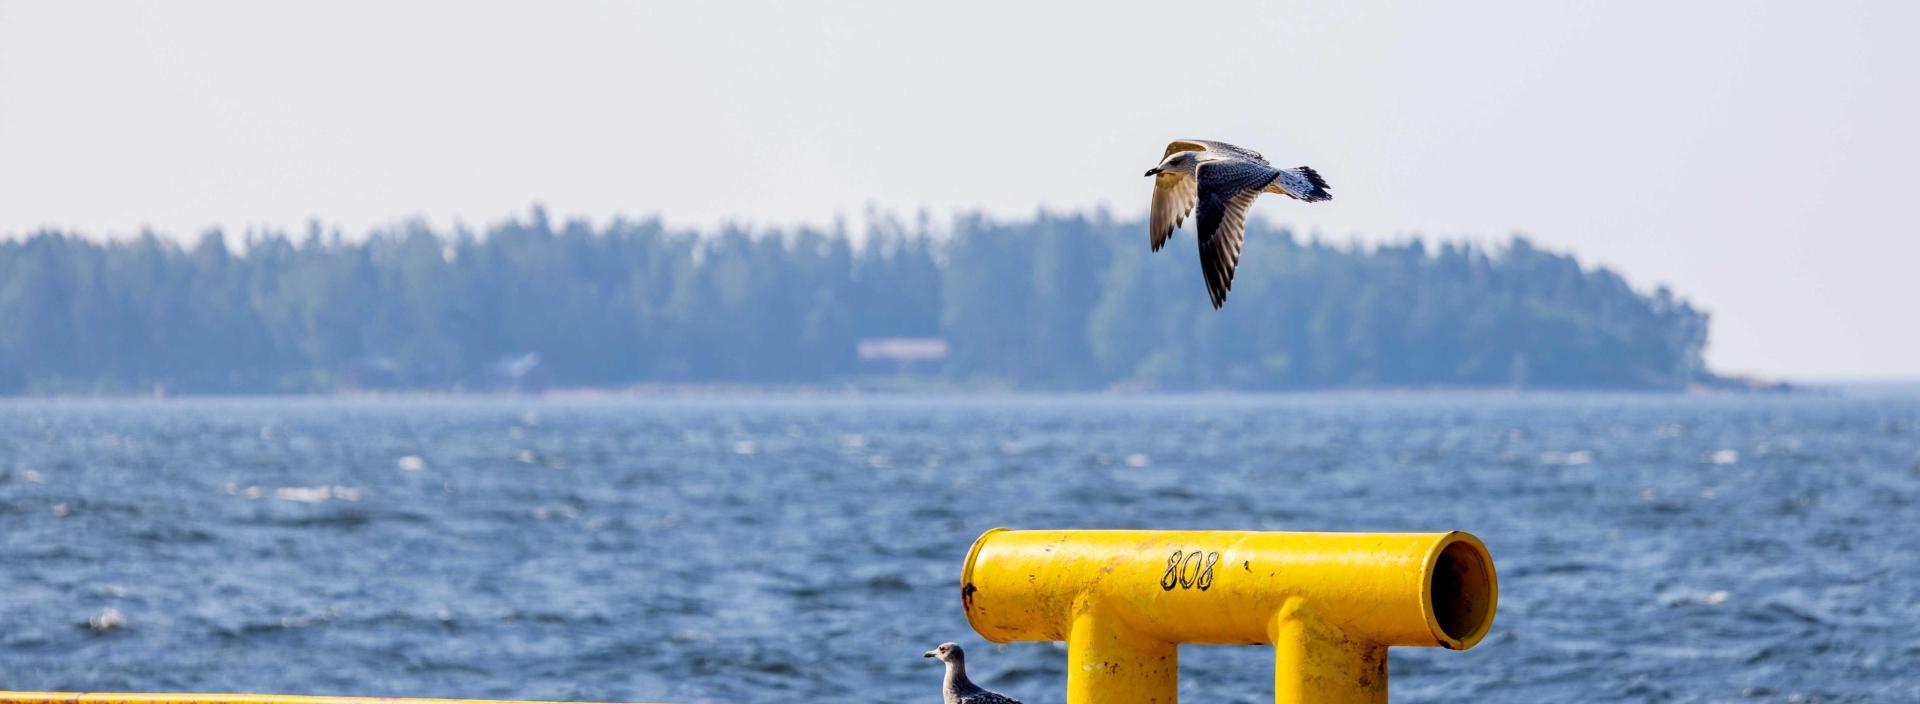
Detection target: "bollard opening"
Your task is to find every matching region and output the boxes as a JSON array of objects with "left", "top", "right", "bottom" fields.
[{"left": 1427, "top": 536, "right": 1496, "bottom": 648}]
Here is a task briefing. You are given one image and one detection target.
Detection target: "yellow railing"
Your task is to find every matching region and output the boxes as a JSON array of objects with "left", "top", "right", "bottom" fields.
[
  {"left": 0, "top": 695, "right": 637, "bottom": 704},
  {"left": 8, "top": 527, "right": 1496, "bottom": 704},
  {"left": 961, "top": 528, "right": 1499, "bottom": 704}
]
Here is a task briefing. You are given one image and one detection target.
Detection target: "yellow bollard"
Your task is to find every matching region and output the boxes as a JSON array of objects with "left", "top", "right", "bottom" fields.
[{"left": 960, "top": 528, "right": 1497, "bottom": 704}]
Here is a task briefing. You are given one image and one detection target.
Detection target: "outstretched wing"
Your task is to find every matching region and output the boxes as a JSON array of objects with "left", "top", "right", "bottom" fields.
[
  {"left": 1149, "top": 171, "right": 1197, "bottom": 251},
  {"left": 1194, "top": 159, "right": 1281, "bottom": 308},
  {"left": 1165, "top": 139, "right": 1267, "bottom": 164}
]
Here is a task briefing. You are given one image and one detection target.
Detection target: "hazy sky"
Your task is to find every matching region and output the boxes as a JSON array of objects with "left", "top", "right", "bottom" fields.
[{"left": 2, "top": 2, "right": 1915, "bottom": 379}]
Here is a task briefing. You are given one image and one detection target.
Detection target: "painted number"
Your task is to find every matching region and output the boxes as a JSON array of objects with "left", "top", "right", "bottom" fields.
[{"left": 1159, "top": 549, "right": 1219, "bottom": 591}]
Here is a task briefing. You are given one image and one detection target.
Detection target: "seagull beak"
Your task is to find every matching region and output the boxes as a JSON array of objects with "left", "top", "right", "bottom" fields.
[
  {"left": 923, "top": 650, "right": 937, "bottom": 658},
  {"left": 1144, "top": 167, "right": 1162, "bottom": 177}
]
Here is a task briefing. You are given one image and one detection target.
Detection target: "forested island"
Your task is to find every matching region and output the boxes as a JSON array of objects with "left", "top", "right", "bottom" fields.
[{"left": 0, "top": 208, "right": 1715, "bottom": 394}]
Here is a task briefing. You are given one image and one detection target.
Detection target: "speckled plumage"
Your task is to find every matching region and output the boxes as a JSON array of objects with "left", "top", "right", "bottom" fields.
[
  {"left": 924, "top": 642, "right": 1023, "bottom": 704},
  {"left": 1145, "top": 139, "right": 1332, "bottom": 308}
]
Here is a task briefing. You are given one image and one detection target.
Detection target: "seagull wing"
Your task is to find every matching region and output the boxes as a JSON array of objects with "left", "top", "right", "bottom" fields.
[
  {"left": 1166, "top": 139, "right": 1268, "bottom": 164},
  {"left": 1194, "top": 158, "right": 1281, "bottom": 308},
  {"left": 1150, "top": 171, "right": 1198, "bottom": 251},
  {"left": 958, "top": 691, "right": 1023, "bottom": 704}
]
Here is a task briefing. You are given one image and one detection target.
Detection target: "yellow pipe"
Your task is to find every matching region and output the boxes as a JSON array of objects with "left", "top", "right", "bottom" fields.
[
  {"left": 0, "top": 694, "right": 639, "bottom": 704},
  {"left": 961, "top": 528, "right": 1497, "bottom": 704}
]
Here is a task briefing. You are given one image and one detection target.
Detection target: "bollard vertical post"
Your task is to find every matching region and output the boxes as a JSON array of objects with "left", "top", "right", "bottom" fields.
[
  {"left": 1270, "top": 598, "right": 1388, "bottom": 704},
  {"left": 1065, "top": 608, "right": 1179, "bottom": 704}
]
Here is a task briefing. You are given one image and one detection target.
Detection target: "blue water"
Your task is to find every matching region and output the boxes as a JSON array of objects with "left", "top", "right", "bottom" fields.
[{"left": 2, "top": 394, "right": 1917, "bottom": 703}]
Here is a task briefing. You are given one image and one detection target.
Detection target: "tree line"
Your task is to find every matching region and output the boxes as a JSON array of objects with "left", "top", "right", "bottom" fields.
[{"left": 0, "top": 207, "right": 1710, "bottom": 393}]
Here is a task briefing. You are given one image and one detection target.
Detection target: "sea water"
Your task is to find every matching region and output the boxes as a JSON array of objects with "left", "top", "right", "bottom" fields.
[{"left": 2, "top": 393, "right": 1916, "bottom": 702}]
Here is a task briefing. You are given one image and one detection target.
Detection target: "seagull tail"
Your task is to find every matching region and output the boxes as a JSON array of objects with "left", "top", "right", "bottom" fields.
[{"left": 1270, "top": 166, "right": 1333, "bottom": 202}]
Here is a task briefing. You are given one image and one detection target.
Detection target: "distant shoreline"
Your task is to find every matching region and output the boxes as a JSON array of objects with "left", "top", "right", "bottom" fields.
[{"left": 0, "top": 379, "right": 1855, "bottom": 401}]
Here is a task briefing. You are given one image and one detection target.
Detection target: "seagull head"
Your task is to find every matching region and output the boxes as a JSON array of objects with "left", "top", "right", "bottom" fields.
[
  {"left": 923, "top": 641, "right": 964, "bottom": 663},
  {"left": 1145, "top": 150, "right": 1199, "bottom": 177}
]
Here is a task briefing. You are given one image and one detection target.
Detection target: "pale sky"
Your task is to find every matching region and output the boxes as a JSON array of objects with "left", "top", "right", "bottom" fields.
[{"left": 2, "top": 1, "right": 1915, "bottom": 379}]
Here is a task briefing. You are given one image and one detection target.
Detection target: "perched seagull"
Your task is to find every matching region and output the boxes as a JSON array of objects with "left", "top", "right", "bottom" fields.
[
  {"left": 924, "top": 642, "right": 1023, "bottom": 704},
  {"left": 1144, "top": 139, "right": 1332, "bottom": 308}
]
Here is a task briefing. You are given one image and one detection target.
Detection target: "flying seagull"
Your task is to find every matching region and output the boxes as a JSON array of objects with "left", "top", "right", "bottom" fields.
[
  {"left": 1145, "top": 139, "right": 1331, "bottom": 308},
  {"left": 924, "top": 642, "right": 1022, "bottom": 704}
]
